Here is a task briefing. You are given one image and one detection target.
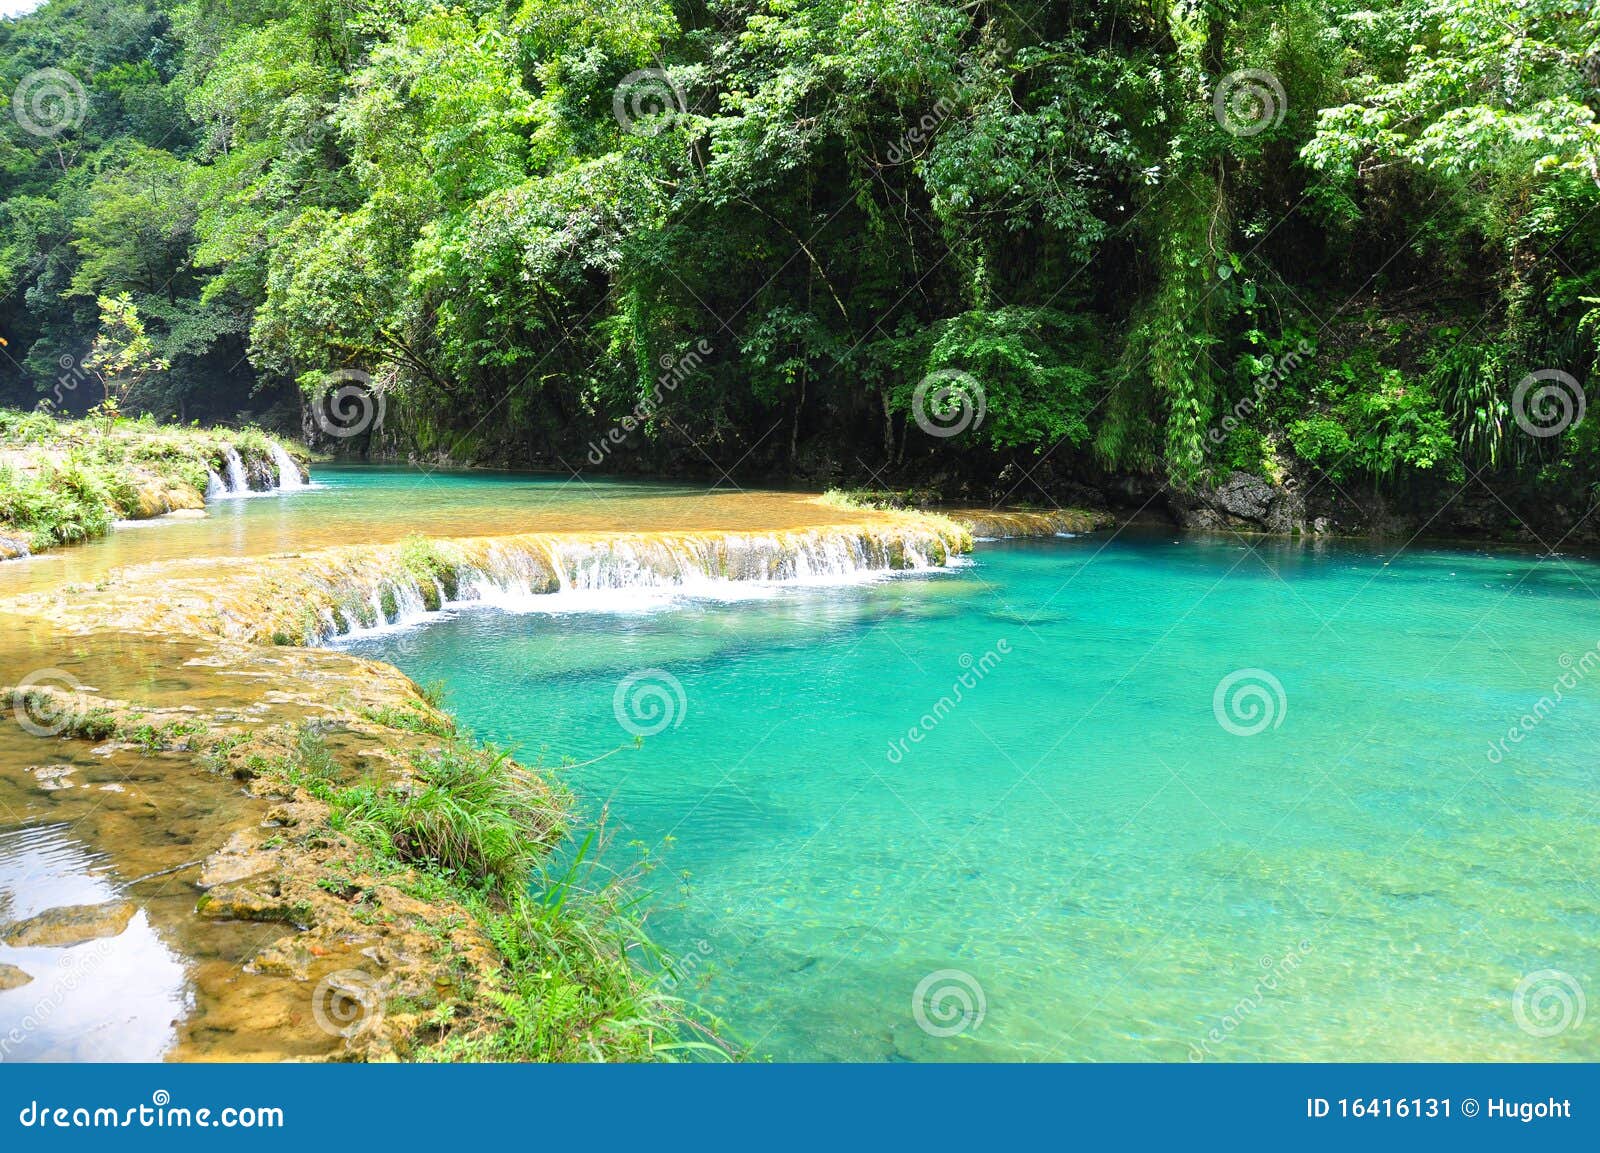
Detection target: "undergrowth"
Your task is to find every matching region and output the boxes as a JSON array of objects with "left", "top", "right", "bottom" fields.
[
  {"left": 0, "top": 407, "right": 304, "bottom": 551},
  {"left": 260, "top": 725, "right": 729, "bottom": 1063}
]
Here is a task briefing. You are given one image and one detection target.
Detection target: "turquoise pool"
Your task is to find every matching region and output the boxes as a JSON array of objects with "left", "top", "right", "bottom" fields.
[{"left": 347, "top": 530, "right": 1600, "bottom": 1061}]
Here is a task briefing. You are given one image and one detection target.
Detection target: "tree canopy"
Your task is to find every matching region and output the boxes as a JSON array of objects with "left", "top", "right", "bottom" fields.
[{"left": 2, "top": 0, "right": 1597, "bottom": 500}]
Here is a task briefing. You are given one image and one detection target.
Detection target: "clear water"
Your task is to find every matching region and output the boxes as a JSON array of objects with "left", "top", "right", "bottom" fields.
[{"left": 346, "top": 531, "right": 1600, "bottom": 1062}]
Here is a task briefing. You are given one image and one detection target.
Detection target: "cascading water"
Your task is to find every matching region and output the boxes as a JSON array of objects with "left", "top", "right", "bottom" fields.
[
  {"left": 314, "top": 527, "right": 961, "bottom": 645},
  {"left": 268, "top": 443, "right": 305, "bottom": 490},
  {"left": 221, "top": 446, "right": 249, "bottom": 495},
  {"left": 205, "top": 442, "right": 309, "bottom": 500}
]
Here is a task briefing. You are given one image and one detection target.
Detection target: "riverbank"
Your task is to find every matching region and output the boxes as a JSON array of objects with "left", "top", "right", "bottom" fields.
[
  {"left": 0, "top": 409, "right": 309, "bottom": 559},
  {"left": 0, "top": 458, "right": 1105, "bottom": 1060},
  {"left": 0, "top": 622, "right": 688, "bottom": 1060}
]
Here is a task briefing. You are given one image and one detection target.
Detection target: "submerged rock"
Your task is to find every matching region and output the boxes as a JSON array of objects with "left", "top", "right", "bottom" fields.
[
  {"left": 2, "top": 901, "right": 136, "bottom": 947},
  {"left": 0, "top": 963, "right": 34, "bottom": 990},
  {"left": 27, "top": 763, "right": 76, "bottom": 791},
  {"left": 198, "top": 829, "right": 277, "bottom": 889}
]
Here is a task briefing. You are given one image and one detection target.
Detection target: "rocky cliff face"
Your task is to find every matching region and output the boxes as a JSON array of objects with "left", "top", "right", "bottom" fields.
[{"left": 1163, "top": 465, "right": 1592, "bottom": 546}]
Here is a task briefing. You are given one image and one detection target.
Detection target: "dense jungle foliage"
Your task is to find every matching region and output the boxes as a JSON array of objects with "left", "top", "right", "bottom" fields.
[{"left": 2, "top": 0, "right": 1598, "bottom": 507}]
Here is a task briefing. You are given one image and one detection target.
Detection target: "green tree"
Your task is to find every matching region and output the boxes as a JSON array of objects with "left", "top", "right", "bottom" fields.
[{"left": 83, "top": 292, "right": 169, "bottom": 418}]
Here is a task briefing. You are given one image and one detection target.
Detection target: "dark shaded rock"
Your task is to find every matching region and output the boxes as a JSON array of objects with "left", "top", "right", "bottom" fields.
[{"left": 1168, "top": 470, "right": 1308, "bottom": 534}]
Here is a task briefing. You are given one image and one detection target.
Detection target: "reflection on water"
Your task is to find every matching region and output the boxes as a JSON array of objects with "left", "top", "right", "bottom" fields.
[
  {"left": 0, "top": 825, "right": 189, "bottom": 1061},
  {"left": 0, "top": 661, "right": 343, "bottom": 1063}
]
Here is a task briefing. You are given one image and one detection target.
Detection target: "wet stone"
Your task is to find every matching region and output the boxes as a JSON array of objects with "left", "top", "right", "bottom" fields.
[
  {"left": 198, "top": 830, "right": 277, "bottom": 890},
  {"left": 0, "top": 962, "right": 34, "bottom": 990},
  {"left": 27, "top": 764, "right": 75, "bottom": 791},
  {"left": 1, "top": 901, "right": 136, "bottom": 947}
]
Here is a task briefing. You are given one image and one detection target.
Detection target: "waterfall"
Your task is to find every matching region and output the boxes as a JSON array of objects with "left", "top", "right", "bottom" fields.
[
  {"left": 206, "top": 442, "right": 310, "bottom": 500},
  {"left": 221, "top": 446, "right": 249, "bottom": 494},
  {"left": 113, "top": 520, "right": 969, "bottom": 647},
  {"left": 269, "top": 443, "right": 305, "bottom": 490},
  {"left": 307, "top": 527, "right": 961, "bottom": 642}
]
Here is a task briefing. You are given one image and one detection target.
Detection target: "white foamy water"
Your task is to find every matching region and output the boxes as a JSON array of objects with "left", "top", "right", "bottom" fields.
[
  {"left": 324, "top": 528, "right": 960, "bottom": 641},
  {"left": 269, "top": 443, "right": 305, "bottom": 490}
]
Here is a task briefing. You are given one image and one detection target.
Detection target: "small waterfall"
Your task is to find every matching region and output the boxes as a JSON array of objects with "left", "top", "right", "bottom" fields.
[
  {"left": 221, "top": 446, "right": 249, "bottom": 494},
  {"left": 269, "top": 442, "right": 305, "bottom": 490},
  {"left": 332, "top": 579, "right": 436, "bottom": 640},
  {"left": 206, "top": 441, "right": 310, "bottom": 501},
  {"left": 197, "top": 522, "right": 969, "bottom": 647},
  {"left": 431, "top": 530, "right": 951, "bottom": 621}
]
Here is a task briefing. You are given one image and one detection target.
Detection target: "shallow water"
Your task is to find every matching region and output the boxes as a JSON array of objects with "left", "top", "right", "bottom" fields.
[
  {"left": 0, "top": 699, "right": 287, "bottom": 1062},
  {"left": 0, "top": 467, "right": 881, "bottom": 597},
  {"left": 347, "top": 532, "right": 1600, "bottom": 1061}
]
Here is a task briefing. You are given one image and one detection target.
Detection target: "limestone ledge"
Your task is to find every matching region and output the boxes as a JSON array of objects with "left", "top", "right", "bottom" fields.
[
  {"left": 1, "top": 654, "right": 511, "bottom": 1061},
  {"left": 0, "top": 417, "right": 310, "bottom": 559},
  {"left": 947, "top": 507, "right": 1114, "bottom": 539},
  {"left": 11, "top": 515, "right": 975, "bottom": 647}
]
